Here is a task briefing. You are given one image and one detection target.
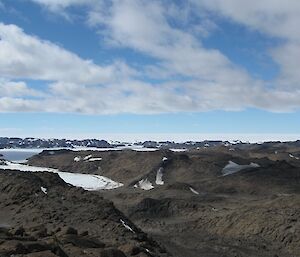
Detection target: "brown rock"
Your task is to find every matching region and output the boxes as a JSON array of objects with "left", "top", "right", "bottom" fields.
[
  {"left": 119, "top": 243, "right": 142, "bottom": 255},
  {"left": 28, "top": 225, "right": 48, "bottom": 238},
  {"left": 100, "top": 248, "right": 127, "bottom": 257},
  {"left": 79, "top": 230, "right": 89, "bottom": 236},
  {"left": 0, "top": 240, "right": 26, "bottom": 254},
  {"left": 22, "top": 241, "right": 48, "bottom": 252},
  {"left": 135, "top": 253, "right": 149, "bottom": 257},
  {"left": 59, "top": 226, "right": 78, "bottom": 235},
  {"left": 23, "top": 250, "right": 59, "bottom": 257},
  {"left": 59, "top": 234, "right": 105, "bottom": 248},
  {"left": 11, "top": 226, "right": 25, "bottom": 236}
]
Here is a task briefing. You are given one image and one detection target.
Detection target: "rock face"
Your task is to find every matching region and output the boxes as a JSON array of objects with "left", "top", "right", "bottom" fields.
[
  {"left": 26, "top": 147, "right": 300, "bottom": 257},
  {"left": 0, "top": 170, "right": 170, "bottom": 257}
]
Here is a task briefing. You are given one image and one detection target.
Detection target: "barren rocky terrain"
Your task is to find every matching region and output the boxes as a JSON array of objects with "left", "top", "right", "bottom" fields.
[
  {"left": 0, "top": 169, "right": 169, "bottom": 257},
  {"left": 1, "top": 142, "right": 300, "bottom": 257}
]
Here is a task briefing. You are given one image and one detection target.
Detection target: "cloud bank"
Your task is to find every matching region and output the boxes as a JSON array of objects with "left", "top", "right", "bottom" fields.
[{"left": 0, "top": 0, "right": 299, "bottom": 114}]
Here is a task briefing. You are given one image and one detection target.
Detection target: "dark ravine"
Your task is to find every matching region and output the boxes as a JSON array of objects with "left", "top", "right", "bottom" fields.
[{"left": 2, "top": 144, "right": 300, "bottom": 257}]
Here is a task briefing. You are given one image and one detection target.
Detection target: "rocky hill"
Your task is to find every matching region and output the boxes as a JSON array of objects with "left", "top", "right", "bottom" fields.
[
  {"left": 25, "top": 147, "right": 300, "bottom": 257},
  {"left": 0, "top": 170, "right": 171, "bottom": 257}
]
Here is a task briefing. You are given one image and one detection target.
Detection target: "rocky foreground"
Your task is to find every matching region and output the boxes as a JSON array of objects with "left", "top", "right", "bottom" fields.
[
  {"left": 0, "top": 170, "right": 170, "bottom": 257},
  {"left": 1, "top": 143, "right": 300, "bottom": 257}
]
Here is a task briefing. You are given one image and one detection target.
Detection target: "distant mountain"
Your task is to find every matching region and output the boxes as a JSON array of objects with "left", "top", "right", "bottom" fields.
[
  {"left": 0, "top": 137, "right": 111, "bottom": 149},
  {"left": 0, "top": 137, "right": 229, "bottom": 150},
  {"left": 1, "top": 137, "right": 300, "bottom": 150}
]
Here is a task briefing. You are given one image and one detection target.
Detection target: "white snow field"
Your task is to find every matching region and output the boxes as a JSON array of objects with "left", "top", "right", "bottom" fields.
[
  {"left": 134, "top": 178, "right": 154, "bottom": 190},
  {"left": 170, "top": 148, "right": 187, "bottom": 152},
  {"left": 155, "top": 167, "right": 164, "bottom": 185},
  {"left": 222, "top": 161, "right": 260, "bottom": 176},
  {"left": 120, "top": 219, "right": 135, "bottom": 233},
  {"left": 40, "top": 186, "right": 47, "bottom": 194},
  {"left": 88, "top": 157, "right": 103, "bottom": 162},
  {"left": 0, "top": 161, "right": 123, "bottom": 191},
  {"left": 74, "top": 156, "right": 81, "bottom": 162},
  {"left": 289, "top": 154, "right": 300, "bottom": 160},
  {"left": 83, "top": 155, "right": 93, "bottom": 161},
  {"left": 189, "top": 187, "right": 200, "bottom": 195}
]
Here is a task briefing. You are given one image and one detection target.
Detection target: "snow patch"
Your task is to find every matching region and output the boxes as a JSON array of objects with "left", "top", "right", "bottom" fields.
[
  {"left": 222, "top": 161, "right": 260, "bottom": 176},
  {"left": 155, "top": 167, "right": 164, "bottom": 185},
  {"left": 289, "top": 154, "right": 299, "bottom": 160},
  {"left": 74, "top": 156, "right": 81, "bottom": 162},
  {"left": 189, "top": 187, "right": 199, "bottom": 195},
  {"left": 135, "top": 178, "right": 154, "bottom": 190},
  {"left": 88, "top": 157, "right": 102, "bottom": 162},
  {"left": 41, "top": 187, "right": 47, "bottom": 194},
  {"left": 57, "top": 172, "right": 123, "bottom": 191},
  {"left": 120, "top": 219, "right": 135, "bottom": 233},
  {"left": 229, "top": 140, "right": 242, "bottom": 145},
  {"left": 0, "top": 161, "right": 123, "bottom": 191},
  {"left": 83, "top": 155, "right": 93, "bottom": 161},
  {"left": 170, "top": 148, "right": 187, "bottom": 152}
]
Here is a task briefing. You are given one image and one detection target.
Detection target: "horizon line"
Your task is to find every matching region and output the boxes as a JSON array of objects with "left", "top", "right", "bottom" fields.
[{"left": 1, "top": 133, "right": 300, "bottom": 144}]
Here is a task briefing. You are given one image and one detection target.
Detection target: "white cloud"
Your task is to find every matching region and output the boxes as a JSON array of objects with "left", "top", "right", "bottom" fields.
[
  {"left": 193, "top": 0, "right": 300, "bottom": 91},
  {"left": 42, "top": 80, "right": 197, "bottom": 114},
  {"left": 0, "top": 23, "right": 132, "bottom": 85},
  {"left": 0, "top": 97, "right": 40, "bottom": 112},
  {"left": 86, "top": 0, "right": 255, "bottom": 92},
  {"left": 30, "top": 0, "right": 97, "bottom": 12},
  {"left": 194, "top": 0, "right": 300, "bottom": 41},
  {"left": 271, "top": 42, "right": 300, "bottom": 90},
  {"left": 0, "top": 79, "right": 42, "bottom": 97},
  {"left": 1, "top": 1, "right": 300, "bottom": 114}
]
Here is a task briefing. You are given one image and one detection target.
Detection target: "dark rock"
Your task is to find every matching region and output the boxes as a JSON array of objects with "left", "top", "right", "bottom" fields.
[
  {"left": 0, "top": 240, "right": 27, "bottom": 254},
  {"left": 23, "top": 250, "right": 59, "bottom": 257},
  {"left": 12, "top": 226, "right": 25, "bottom": 236},
  {"left": 59, "top": 234, "right": 105, "bottom": 248},
  {"left": 59, "top": 226, "right": 78, "bottom": 235},
  {"left": 79, "top": 230, "right": 89, "bottom": 236},
  {"left": 119, "top": 243, "right": 142, "bottom": 255},
  {"left": 100, "top": 248, "right": 127, "bottom": 257},
  {"left": 22, "top": 241, "right": 49, "bottom": 252},
  {"left": 27, "top": 225, "right": 48, "bottom": 238}
]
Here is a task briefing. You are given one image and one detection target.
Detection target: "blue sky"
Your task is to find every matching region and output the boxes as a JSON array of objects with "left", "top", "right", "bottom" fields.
[{"left": 0, "top": 0, "right": 299, "bottom": 141}]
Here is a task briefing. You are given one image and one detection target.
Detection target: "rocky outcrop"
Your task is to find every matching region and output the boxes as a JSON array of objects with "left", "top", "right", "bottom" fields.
[
  {"left": 0, "top": 170, "right": 171, "bottom": 257},
  {"left": 5, "top": 146, "right": 300, "bottom": 257}
]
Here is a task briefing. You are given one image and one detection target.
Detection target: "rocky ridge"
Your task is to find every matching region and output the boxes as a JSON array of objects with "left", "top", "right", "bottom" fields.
[
  {"left": 0, "top": 169, "right": 170, "bottom": 257},
  {"left": 25, "top": 147, "right": 300, "bottom": 257}
]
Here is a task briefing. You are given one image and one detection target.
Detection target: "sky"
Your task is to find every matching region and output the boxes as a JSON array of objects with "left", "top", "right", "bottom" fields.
[{"left": 0, "top": 0, "right": 299, "bottom": 141}]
